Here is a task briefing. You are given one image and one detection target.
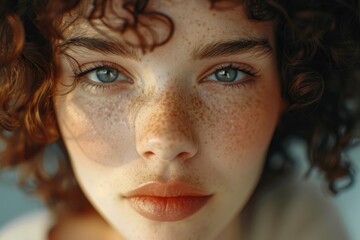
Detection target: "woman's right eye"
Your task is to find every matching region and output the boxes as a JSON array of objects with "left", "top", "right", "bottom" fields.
[{"left": 85, "top": 67, "right": 128, "bottom": 83}]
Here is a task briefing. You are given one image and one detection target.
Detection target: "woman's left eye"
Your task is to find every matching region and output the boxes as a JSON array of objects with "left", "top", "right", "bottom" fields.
[
  {"left": 206, "top": 66, "right": 250, "bottom": 83},
  {"left": 86, "top": 67, "right": 128, "bottom": 83}
]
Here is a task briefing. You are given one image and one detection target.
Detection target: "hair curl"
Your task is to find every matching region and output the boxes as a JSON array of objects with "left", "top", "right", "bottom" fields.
[{"left": 0, "top": 0, "right": 360, "bottom": 214}]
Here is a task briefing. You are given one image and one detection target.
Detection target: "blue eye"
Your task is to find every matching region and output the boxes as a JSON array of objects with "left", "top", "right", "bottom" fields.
[
  {"left": 207, "top": 66, "right": 248, "bottom": 83},
  {"left": 86, "top": 67, "right": 128, "bottom": 83}
]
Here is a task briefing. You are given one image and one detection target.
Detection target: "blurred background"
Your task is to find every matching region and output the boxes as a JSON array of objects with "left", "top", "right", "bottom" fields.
[{"left": 1, "top": 141, "right": 360, "bottom": 239}]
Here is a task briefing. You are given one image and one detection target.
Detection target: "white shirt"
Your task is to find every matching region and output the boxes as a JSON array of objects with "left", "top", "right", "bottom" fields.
[{"left": 241, "top": 174, "right": 349, "bottom": 240}]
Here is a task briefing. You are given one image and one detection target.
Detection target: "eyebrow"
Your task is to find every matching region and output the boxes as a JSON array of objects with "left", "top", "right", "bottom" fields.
[
  {"left": 59, "top": 37, "right": 140, "bottom": 60},
  {"left": 59, "top": 36, "right": 272, "bottom": 60},
  {"left": 192, "top": 38, "right": 273, "bottom": 59}
]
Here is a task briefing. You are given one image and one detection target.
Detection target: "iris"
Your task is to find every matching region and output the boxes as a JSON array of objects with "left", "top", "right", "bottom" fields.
[
  {"left": 96, "top": 68, "right": 119, "bottom": 83},
  {"left": 215, "top": 68, "right": 240, "bottom": 82}
]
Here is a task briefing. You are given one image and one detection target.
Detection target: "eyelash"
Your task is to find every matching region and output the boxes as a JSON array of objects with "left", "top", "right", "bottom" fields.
[
  {"left": 73, "top": 61, "right": 131, "bottom": 92},
  {"left": 203, "top": 63, "right": 258, "bottom": 90},
  {"left": 72, "top": 62, "right": 258, "bottom": 93}
]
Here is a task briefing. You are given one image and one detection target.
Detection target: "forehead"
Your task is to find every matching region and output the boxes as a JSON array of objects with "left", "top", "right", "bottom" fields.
[{"left": 59, "top": 0, "right": 275, "bottom": 51}]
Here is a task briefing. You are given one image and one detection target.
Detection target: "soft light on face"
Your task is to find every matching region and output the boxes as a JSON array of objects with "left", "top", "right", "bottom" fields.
[{"left": 55, "top": 1, "right": 283, "bottom": 239}]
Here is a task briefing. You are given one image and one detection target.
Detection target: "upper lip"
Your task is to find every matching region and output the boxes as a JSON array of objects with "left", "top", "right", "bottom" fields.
[{"left": 123, "top": 181, "right": 211, "bottom": 198}]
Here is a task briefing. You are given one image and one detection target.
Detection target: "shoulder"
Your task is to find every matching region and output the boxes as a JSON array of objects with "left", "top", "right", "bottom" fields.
[
  {"left": 0, "top": 209, "right": 53, "bottom": 240},
  {"left": 241, "top": 173, "right": 350, "bottom": 240}
]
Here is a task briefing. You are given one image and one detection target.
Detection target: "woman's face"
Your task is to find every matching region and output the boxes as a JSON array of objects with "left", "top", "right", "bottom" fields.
[{"left": 55, "top": 1, "right": 283, "bottom": 239}]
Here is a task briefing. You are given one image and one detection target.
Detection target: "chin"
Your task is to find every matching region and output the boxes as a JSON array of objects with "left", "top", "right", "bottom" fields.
[
  {"left": 113, "top": 220, "right": 210, "bottom": 240},
  {"left": 98, "top": 203, "right": 220, "bottom": 240}
]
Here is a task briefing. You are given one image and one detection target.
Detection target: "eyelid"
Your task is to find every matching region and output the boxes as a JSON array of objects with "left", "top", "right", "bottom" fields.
[
  {"left": 199, "top": 62, "right": 259, "bottom": 83},
  {"left": 73, "top": 61, "right": 134, "bottom": 82}
]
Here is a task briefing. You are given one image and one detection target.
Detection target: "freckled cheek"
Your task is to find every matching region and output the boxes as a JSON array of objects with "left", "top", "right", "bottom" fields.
[
  {"left": 203, "top": 97, "right": 278, "bottom": 164},
  {"left": 56, "top": 94, "right": 136, "bottom": 165}
]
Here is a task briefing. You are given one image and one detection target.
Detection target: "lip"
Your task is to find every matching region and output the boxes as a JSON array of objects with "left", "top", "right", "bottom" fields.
[{"left": 123, "top": 181, "right": 212, "bottom": 221}]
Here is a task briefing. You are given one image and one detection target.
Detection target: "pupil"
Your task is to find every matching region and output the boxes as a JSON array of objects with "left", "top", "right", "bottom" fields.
[
  {"left": 96, "top": 68, "right": 118, "bottom": 82},
  {"left": 216, "top": 68, "right": 237, "bottom": 82}
]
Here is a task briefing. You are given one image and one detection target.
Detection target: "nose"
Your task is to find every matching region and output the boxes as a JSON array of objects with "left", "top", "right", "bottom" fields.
[{"left": 136, "top": 92, "right": 198, "bottom": 162}]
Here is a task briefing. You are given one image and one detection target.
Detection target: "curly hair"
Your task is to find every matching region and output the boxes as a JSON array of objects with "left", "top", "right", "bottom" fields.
[{"left": 0, "top": 0, "right": 359, "bottom": 215}]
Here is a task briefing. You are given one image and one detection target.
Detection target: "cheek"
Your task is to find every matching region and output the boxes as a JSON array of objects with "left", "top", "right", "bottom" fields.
[
  {"left": 207, "top": 101, "right": 258, "bottom": 158},
  {"left": 192, "top": 84, "right": 282, "bottom": 206},
  {"left": 55, "top": 93, "right": 136, "bottom": 166},
  {"left": 56, "top": 79, "right": 281, "bottom": 171},
  {"left": 199, "top": 89, "right": 279, "bottom": 163}
]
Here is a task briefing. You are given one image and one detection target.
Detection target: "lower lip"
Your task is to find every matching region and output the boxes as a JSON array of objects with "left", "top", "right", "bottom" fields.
[{"left": 127, "top": 196, "right": 211, "bottom": 221}]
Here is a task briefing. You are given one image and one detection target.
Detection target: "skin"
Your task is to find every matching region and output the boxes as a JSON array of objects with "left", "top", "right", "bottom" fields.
[
  {"left": 54, "top": 1, "right": 284, "bottom": 239},
  {"left": 49, "top": 210, "right": 121, "bottom": 240}
]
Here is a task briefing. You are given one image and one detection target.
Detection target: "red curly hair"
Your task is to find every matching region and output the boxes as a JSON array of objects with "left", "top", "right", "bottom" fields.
[{"left": 0, "top": 0, "right": 360, "bottom": 215}]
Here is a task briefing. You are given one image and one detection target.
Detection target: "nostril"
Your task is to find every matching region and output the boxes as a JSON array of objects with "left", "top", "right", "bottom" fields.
[
  {"left": 143, "top": 151, "right": 154, "bottom": 158},
  {"left": 138, "top": 136, "right": 198, "bottom": 161},
  {"left": 141, "top": 149, "right": 193, "bottom": 161},
  {"left": 178, "top": 152, "right": 191, "bottom": 159}
]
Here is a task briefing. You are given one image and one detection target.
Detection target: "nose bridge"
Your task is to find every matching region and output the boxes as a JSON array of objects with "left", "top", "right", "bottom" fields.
[
  {"left": 136, "top": 88, "right": 197, "bottom": 161},
  {"left": 153, "top": 90, "right": 189, "bottom": 133}
]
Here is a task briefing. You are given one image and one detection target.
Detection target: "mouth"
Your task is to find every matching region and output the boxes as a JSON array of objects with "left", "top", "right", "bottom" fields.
[{"left": 123, "top": 181, "right": 212, "bottom": 221}]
